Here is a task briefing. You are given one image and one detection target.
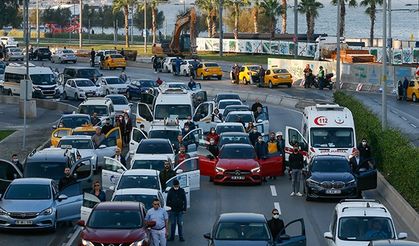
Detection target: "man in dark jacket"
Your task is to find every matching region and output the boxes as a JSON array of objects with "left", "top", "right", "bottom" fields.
[
  {"left": 11, "top": 154, "right": 23, "bottom": 173},
  {"left": 207, "top": 138, "right": 219, "bottom": 157},
  {"left": 159, "top": 160, "right": 176, "bottom": 190},
  {"left": 267, "top": 208, "right": 285, "bottom": 241},
  {"left": 112, "top": 147, "right": 126, "bottom": 167},
  {"left": 289, "top": 146, "right": 304, "bottom": 196},
  {"left": 357, "top": 138, "right": 372, "bottom": 163},
  {"left": 255, "top": 136, "right": 268, "bottom": 159},
  {"left": 259, "top": 67, "right": 265, "bottom": 87},
  {"left": 58, "top": 167, "right": 76, "bottom": 191},
  {"left": 402, "top": 77, "right": 409, "bottom": 100},
  {"left": 249, "top": 126, "right": 262, "bottom": 146},
  {"left": 90, "top": 48, "right": 95, "bottom": 67},
  {"left": 166, "top": 179, "right": 187, "bottom": 241}
]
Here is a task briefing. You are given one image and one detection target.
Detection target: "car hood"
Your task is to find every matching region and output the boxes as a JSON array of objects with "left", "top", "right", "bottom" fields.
[
  {"left": 79, "top": 86, "right": 97, "bottom": 92},
  {"left": 0, "top": 199, "right": 52, "bottom": 213},
  {"left": 212, "top": 240, "right": 272, "bottom": 246},
  {"left": 217, "top": 159, "right": 259, "bottom": 170},
  {"left": 310, "top": 172, "right": 354, "bottom": 182},
  {"left": 332, "top": 240, "right": 370, "bottom": 246},
  {"left": 113, "top": 105, "right": 130, "bottom": 113},
  {"left": 108, "top": 84, "right": 128, "bottom": 89},
  {"left": 82, "top": 227, "right": 148, "bottom": 243},
  {"left": 133, "top": 153, "right": 174, "bottom": 161},
  {"left": 77, "top": 149, "right": 97, "bottom": 158}
]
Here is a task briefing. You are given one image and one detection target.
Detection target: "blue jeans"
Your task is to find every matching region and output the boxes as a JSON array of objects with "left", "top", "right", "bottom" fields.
[
  {"left": 169, "top": 211, "right": 184, "bottom": 239},
  {"left": 291, "top": 169, "right": 302, "bottom": 193}
]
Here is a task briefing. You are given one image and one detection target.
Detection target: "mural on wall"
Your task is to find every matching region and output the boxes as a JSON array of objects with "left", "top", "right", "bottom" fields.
[
  {"left": 393, "top": 50, "right": 403, "bottom": 65},
  {"left": 402, "top": 49, "right": 413, "bottom": 64}
]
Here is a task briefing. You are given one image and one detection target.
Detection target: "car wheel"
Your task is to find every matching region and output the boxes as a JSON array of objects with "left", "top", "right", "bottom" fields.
[
  {"left": 287, "top": 83, "right": 292, "bottom": 88},
  {"left": 50, "top": 214, "right": 57, "bottom": 233},
  {"left": 63, "top": 92, "right": 67, "bottom": 100},
  {"left": 217, "top": 76, "right": 222, "bottom": 80},
  {"left": 413, "top": 94, "right": 417, "bottom": 102},
  {"left": 269, "top": 81, "right": 273, "bottom": 89}
]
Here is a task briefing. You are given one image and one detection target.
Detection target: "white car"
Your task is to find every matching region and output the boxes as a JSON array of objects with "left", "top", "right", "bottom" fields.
[
  {"left": 105, "top": 94, "right": 132, "bottom": 116},
  {"left": 130, "top": 154, "right": 171, "bottom": 171},
  {"left": 5, "top": 47, "right": 24, "bottom": 61},
  {"left": 111, "top": 188, "right": 168, "bottom": 211},
  {"left": 0, "top": 36, "right": 17, "bottom": 46},
  {"left": 215, "top": 122, "right": 246, "bottom": 134},
  {"left": 98, "top": 76, "right": 128, "bottom": 95},
  {"left": 129, "top": 138, "right": 175, "bottom": 163},
  {"left": 51, "top": 49, "right": 77, "bottom": 64},
  {"left": 161, "top": 57, "right": 178, "bottom": 73},
  {"left": 179, "top": 59, "right": 199, "bottom": 76},
  {"left": 63, "top": 78, "right": 98, "bottom": 100},
  {"left": 217, "top": 99, "right": 243, "bottom": 115},
  {"left": 324, "top": 199, "right": 407, "bottom": 246},
  {"left": 224, "top": 110, "right": 269, "bottom": 135}
]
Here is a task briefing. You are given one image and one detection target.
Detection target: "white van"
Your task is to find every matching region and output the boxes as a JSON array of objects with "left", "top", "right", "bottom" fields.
[
  {"left": 0, "top": 36, "right": 18, "bottom": 46},
  {"left": 284, "top": 104, "right": 356, "bottom": 163},
  {"left": 3, "top": 63, "right": 60, "bottom": 98}
]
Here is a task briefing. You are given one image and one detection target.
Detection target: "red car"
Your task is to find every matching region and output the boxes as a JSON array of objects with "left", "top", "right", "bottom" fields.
[
  {"left": 78, "top": 201, "right": 152, "bottom": 246},
  {"left": 199, "top": 143, "right": 284, "bottom": 184}
]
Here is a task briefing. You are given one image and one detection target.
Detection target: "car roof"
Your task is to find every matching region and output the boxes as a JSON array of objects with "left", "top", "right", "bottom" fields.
[
  {"left": 132, "top": 155, "right": 169, "bottom": 161},
  {"left": 71, "top": 78, "right": 93, "bottom": 81},
  {"left": 61, "top": 135, "right": 92, "bottom": 140},
  {"left": 11, "top": 178, "right": 52, "bottom": 185},
  {"left": 94, "top": 201, "right": 141, "bottom": 210},
  {"left": 312, "top": 155, "right": 348, "bottom": 161},
  {"left": 61, "top": 114, "right": 90, "bottom": 119},
  {"left": 65, "top": 67, "right": 97, "bottom": 70},
  {"left": 221, "top": 143, "right": 254, "bottom": 149},
  {"left": 122, "top": 169, "right": 159, "bottom": 176},
  {"left": 219, "top": 132, "right": 249, "bottom": 137},
  {"left": 218, "top": 99, "right": 242, "bottom": 103},
  {"left": 226, "top": 110, "right": 253, "bottom": 115},
  {"left": 140, "top": 138, "right": 170, "bottom": 144},
  {"left": 335, "top": 200, "right": 392, "bottom": 218},
  {"left": 216, "top": 122, "right": 245, "bottom": 127},
  {"left": 102, "top": 76, "right": 119, "bottom": 79},
  {"left": 26, "top": 148, "right": 72, "bottom": 162},
  {"left": 369, "top": 240, "right": 419, "bottom": 246},
  {"left": 219, "top": 213, "right": 267, "bottom": 223},
  {"left": 113, "top": 188, "right": 160, "bottom": 196},
  {"left": 224, "top": 105, "right": 249, "bottom": 109}
]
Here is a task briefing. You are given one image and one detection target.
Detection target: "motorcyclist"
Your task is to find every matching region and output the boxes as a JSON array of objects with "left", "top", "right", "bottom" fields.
[{"left": 317, "top": 66, "right": 325, "bottom": 90}]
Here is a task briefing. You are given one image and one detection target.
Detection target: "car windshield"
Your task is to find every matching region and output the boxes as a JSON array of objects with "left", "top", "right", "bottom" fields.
[
  {"left": 310, "top": 128, "right": 354, "bottom": 148},
  {"left": 9, "top": 48, "right": 20, "bottom": 52},
  {"left": 62, "top": 50, "right": 74, "bottom": 54},
  {"left": 338, "top": 217, "right": 395, "bottom": 241},
  {"left": 272, "top": 69, "right": 289, "bottom": 74},
  {"left": 110, "top": 54, "right": 123, "bottom": 58},
  {"left": 136, "top": 141, "right": 173, "bottom": 154},
  {"left": 215, "top": 222, "right": 271, "bottom": 240},
  {"left": 219, "top": 135, "right": 251, "bottom": 147},
  {"left": 223, "top": 106, "right": 249, "bottom": 117},
  {"left": 216, "top": 125, "right": 245, "bottom": 134},
  {"left": 154, "top": 105, "right": 192, "bottom": 120},
  {"left": 76, "top": 80, "right": 95, "bottom": 87},
  {"left": 105, "top": 77, "right": 125, "bottom": 85},
  {"left": 149, "top": 130, "right": 180, "bottom": 144},
  {"left": 117, "top": 175, "right": 159, "bottom": 190},
  {"left": 30, "top": 74, "right": 55, "bottom": 85},
  {"left": 107, "top": 96, "right": 128, "bottom": 105},
  {"left": 248, "top": 66, "right": 260, "bottom": 71},
  {"left": 219, "top": 146, "right": 256, "bottom": 159},
  {"left": 205, "top": 63, "right": 219, "bottom": 67},
  {"left": 136, "top": 80, "right": 157, "bottom": 87},
  {"left": 131, "top": 160, "right": 166, "bottom": 171},
  {"left": 113, "top": 194, "right": 157, "bottom": 210},
  {"left": 219, "top": 101, "right": 242, "bottom": 110},
  {"left": 166, "top": 83, "right": 187, "bottom": 90},
  {"left": 311, "top": 158, "right": 351, "bottom": 173},
  {"left": 4, "top": 184, "right": 51, "bottom": 200},
  {"left": 87, "top": 209, "right": 142, "bottom": 229},
  {"left": 79, "top": 105, "right": 109, "bottom": 116},
  {"left": 24, "top": 162, "right": 67, "bottom": 181},
  {"left": 73, "top": 130, "right": 95, "bottom": 136},
  {"left": 76, "top": 69, "right": 101, "bottom": 78},
  {"left": 216, "top": 94, "right": 241, "bottom": 103},
  {"left": 60, "top": 116, "right": 91, "bottom": 129},
  {"left": 58, "top": 139, "right": 94, "bottom": 149},
  {"left": 225, "top": 113, "right": 254, "bottom": 123}
]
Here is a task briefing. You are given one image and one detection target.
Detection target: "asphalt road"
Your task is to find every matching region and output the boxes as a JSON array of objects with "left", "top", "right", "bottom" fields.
[{"left": 1, "top": 60, "right": 416, "bottom": 246}]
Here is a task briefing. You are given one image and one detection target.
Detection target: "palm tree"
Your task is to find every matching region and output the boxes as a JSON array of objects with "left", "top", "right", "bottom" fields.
[
  {"left": 226, "top": 0, "right": 251, "bottom": 39},
  {"left": 196, "top": 0, "right": 217, "bottom": 37},
  {"left": 138, "top": 0, "right": 160, "bottom": 44},
  {"left": 260, "top": 0, "right": 282, "bottom": 38},
  {"left": 113, "top": 0, "right": 138, "bottom": 47},
  {"left": 331, "top": 0, "right": 357, "bottom": 37},
  {"left": 281, "top": 0, "right": 287, "bottom": 33},
  {"left": 360, "top": 0, "right": 383, "bottom": 47},
  {"left": 298, "top": 0, "right": 323, "bottom": 42},
  {"left": 251, "top": 0, "right": 261, "bottom": 33}
]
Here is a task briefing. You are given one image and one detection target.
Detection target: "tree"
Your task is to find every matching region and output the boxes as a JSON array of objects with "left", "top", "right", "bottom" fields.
[
  {"left": 41, "top": 7, "right": 72, "bottom": 27},
  {"left": 280, "top": 0, "right": 287, "bottom": 33},
  {"left": 260, "top": 0, "right": 282, "bottom": 38},
  {"left": 224, "top": 8, "right": 270, "bottom": 33},
  {"left": 298, "top": 0, "right": 323, "bottom": 42},
  {"left": 251, "top": 0, "right": 261, "bottom": 33},
  {"left": 0, "top": 0, "right": 21, "bottom": 28},
  {"left": 138, "top": 0, "right": 161, "bottom": 44},
  {"left": 133, "top": 5, "right": 164, "bottom": 31},
  {"left": 225, "top": 0, "right": 250, "bottom": 39},
  {"left": 113, "top": 0, "right": 138, "bottom": 47},
  {"left": 360, "top": 0, "right": 383, "bottom": 47},
  {"left": 331, "top": 0, "right": 357, "bottom": 37},
  {"left": 196, "top": 0, "right": 217, "bottom": 37}
]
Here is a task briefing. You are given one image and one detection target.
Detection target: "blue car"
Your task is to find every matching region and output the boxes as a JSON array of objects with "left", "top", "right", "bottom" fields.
[
  {"left": 126, "top": 79, "right": 158, "bottom": 102},
  {"left": 0, "top": 178, "right": 82, "bottom": 231}
]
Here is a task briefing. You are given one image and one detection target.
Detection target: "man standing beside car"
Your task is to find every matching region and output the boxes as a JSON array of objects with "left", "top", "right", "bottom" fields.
[
  {"left": 167, "top": 179, "right": 187, "bottom": 242},
  {"left": 146, "top": 198, "right": 169, "bottom": 246},
  {"left": 289, "top": 145, "right": 304, "bottom": 197},
  {"left": 90, "top": 48, "right": 95, "bottom": 67}
]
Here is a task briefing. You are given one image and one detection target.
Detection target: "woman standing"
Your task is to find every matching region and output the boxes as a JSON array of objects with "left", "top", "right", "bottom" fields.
[{"left": 91, "top": 180, "right": 106, "bottom": 202}]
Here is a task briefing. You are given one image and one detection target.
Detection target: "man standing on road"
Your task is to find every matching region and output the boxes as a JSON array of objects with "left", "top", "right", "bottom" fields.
[
  {"left": 112, "top": 147, "right": 126, "bottom": 167},
  {"left": 255, "top": 136, "right": 268, "bottom": 160},
  {"left": 357, "top": 138, "right": 372, "bottom": 163},
  {"left": 123, "top": 113, "right": 132, "bottom": 145},
  {"left": 402, "top": 77, "right": 409, "bottom": 100},
  {"left": 11, "top": 154, "right": 23, "bottom": 173},
  {"left": 174, "top": 146, "right": 190, "bottom": 165},
  {"left": 251, "top": 99, "right": 263, "bottom": 113},
  {"left": 91, "top": 113, "right": 100, "bottom": 126},
  {"left": 101, "top": 118, "right": 113, "bottom": 135},
  {"left": 167, "top": 179, "right": 187, "bottom": 242},
  {"left": 349, "top": 149, "right": 361, "bottom": 173},
  {"left": 90, "top": 48, "right": 95, "bottom": 67},
  {"left": 317, "top": 66, "right": 325, "bottom": 90},
  {"left": 267, "top": 208, "right": 285, "bottom": 241},
  {"left": 58, "top": 167, "right": 76, "bottom": 191},
  {"left": 289, "top": 145, "right": 304, "bottom": 197},
  {"left": 159, "top": 160, "right": 176, "bottom": 191},
  {"left": 146, "top": 198, "right": 169, "bottom": 246},
  {"left": 91, "top": 127, "right": 105, "bottom": 148},
  {"left": 249, "top": 126, "right": 262, "bottom": 146},
  {"left": 259, "top": 66, "right": 265, "bottom": 87}
]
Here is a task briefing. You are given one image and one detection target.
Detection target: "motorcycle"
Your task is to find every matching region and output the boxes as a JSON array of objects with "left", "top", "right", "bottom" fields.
[{"left": 313, "top": 73, "right": 334, "bottom": 90}]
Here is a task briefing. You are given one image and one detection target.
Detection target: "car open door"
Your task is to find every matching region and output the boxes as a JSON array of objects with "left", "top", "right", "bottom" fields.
[
  {"left": 197, "top": 146, "right": 217, "bottom": 177},
  {"left": 193, "top": 102, "right": 214, "bottom": 122},
  {"left": 356, "top": 160, "right": 377, "bottom": 191},
  {"left": 71, "top": 157, "right": 94, "bottom": 192},
  {"left": 51, "top": 128, "right": 72, "bottom": 147},
  {"left": 182, "top": 128, "right": 203, "bottom": 155},
  {"left": 129, "top": 127, "right": 148, "bottom": 156},
  {"left": 192, "top": 91, "right": 209, "bottom": 109},
  {"left": 105, "top": 127, "right": 123, "bottom": 150},
  {"left": 0, "top": 159, "right": 23, "bottom": 195},
  {"left": 56, "top": 181, "right": 83, "bottom": 222},
  {"left": 164, "top": 173, "right": 191, "bottom": 208},
  {"left": 285, "top": 126, "right": 308, "bottom": 161},
  {"left": 102, "top": 157, "right": 127, "bottom": 190},
  {"left": 173, "top": 157, "right": 200, "bottom": 191},
  {"left": 258, "top": 152, "right": 284, "bottom": 177},
  {"left": 80, "top": 192, "right": 101, "bottom": 222},
  {"left": 135, "top": 102, "right": 153, "bottom": 128},
  {"left": 276, "top": 218, "right": 306, "bottom": 246}
]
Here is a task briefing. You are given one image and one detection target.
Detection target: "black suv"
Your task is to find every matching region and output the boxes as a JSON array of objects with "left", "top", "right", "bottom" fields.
[
  {"left": 61, "top": 67, "right": 102, "bottom": 84},
  {"left": 33, "top": 47, "right": 52, "bottom": 61}
]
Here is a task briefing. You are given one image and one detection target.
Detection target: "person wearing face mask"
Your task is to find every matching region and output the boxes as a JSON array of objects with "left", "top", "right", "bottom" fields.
[
  {"left": 249, "top": 126, "right": 262, "bottom": 146},
  {"left": 58, "top": 167, "right": 76, "bottom": 191},
  {"left": 183, "top": 116, "right": 196, "bottom": 130},
  {"left": 289, "top": 145, "right": 304, "bottom": 197},
  {"left": 166, "top": 179, "right": 187, "bottom": 242},
  {"left": 123, "top": 113, "right": 133, "bottom": 144},
  {"left": 357, "top": 138, "right": 372, "bottom": 163},
  {"left": 174, "top": 145, "right": 190, "bottom": 165},
  {"left": 101, "top": 118, "right": 113, "bottom": 135},
  {"left": 159, "top": 160, "right": 176, "bottom": 190},
  {"left": 211, "top": 108, "right": 223, "bottom": 122},
  {"left": 206, "top": 127, "right": 219, "bottom": 144},
  {"left": 207, "top": 138, "right": 219, "bottom": 157},
  {"left": 267, "top": 132, "right": 279, "bottom": 154},
  {"left": 145, "top": 198, "right": 169, "bottom": 246},
  {"left": 267, "top": 209, "right": 285, "bottom": 241},
  {"left": 255, "top": 136, "right": 268, "bottom": 160},
  {"left": 139, "top": 124, "right": 148, "bottom": 137},
  {"left": 11, "top": 154, "right": 23, "bottom": 173}
]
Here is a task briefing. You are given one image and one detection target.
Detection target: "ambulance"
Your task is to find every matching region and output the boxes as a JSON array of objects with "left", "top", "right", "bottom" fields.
[{"left": 285, "top": 104, "right": 356, "bottom": 163}]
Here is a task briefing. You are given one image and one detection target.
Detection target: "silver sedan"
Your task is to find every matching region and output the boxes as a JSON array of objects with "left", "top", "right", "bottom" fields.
[{"left": 51, "top": 49, "right": 77, "bottom": 64}]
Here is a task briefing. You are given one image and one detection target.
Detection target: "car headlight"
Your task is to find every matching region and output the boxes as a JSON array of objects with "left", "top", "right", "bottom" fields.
[
  {"left": 130, "top": 240, "right": 145, "bottom": 246},
  {"left": 0, "top": 207, "right": 9, "bottom": 216},
  {"left": 81, "top": 239, "right": 94, "bottom": 246},
  {"left": 251, "top": 167, "right": 260, "bottom": 173},
  {"left": 40, "top": 207, "right": 53, "bottom": 215},
  {"left": 346, "top": 179, "right": 356, "bottom": 186},
  {"left": 215, "top": 167, "right": 225, "bottom": 173},
  {"left": 306, "top": 178, "right": 320, "bottom": 186},
  {"left": 33, "top": 87, "right": 41, "bottom": 91},
  {"left": 79, "top": 89, "right": 84, "bottom": 92}
]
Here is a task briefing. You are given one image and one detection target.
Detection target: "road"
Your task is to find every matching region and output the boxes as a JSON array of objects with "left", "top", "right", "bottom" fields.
[{"left": 1, "top": 60, "right": 416, "bottom": 246}]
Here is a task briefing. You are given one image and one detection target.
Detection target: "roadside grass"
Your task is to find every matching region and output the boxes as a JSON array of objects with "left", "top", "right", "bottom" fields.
[{"left": 0, "top": 130, "right": 15, "bottom": 141}]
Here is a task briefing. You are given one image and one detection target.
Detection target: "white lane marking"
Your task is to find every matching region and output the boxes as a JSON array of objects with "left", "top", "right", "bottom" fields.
[
  {"left": 65, "top": 226, "right": 82, "bottom": 246},
  {"left": 270, "top": 185, "right": 277, "bottom": 197},
  {"left": 410, "top": 124, "right": 417, "bottom": 128},
  {"left": 274, "top": 202, "right": 282, "bottom": 215},
  {"left": 400, "top": 116, "right": 407, "bottom": 121}
]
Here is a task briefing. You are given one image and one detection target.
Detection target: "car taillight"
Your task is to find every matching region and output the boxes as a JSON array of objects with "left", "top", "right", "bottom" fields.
[
  {"left": 273, "top": 75, "right": 278, "bottom": 79},
  {"left": 205, "top": 68, "right": 209, "bottom": 72}
]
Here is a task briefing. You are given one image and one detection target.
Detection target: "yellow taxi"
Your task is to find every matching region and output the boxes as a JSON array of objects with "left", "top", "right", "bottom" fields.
[
  {"left": 239, "top": 65, "right": 260, "bottom": 84},
  {"left": 263, "top": 68, "right": 293, "bottom": 88},
  {"left": 51, "top": 128, "right": 73, "bottom": 147},
  {"left": 196, "top": 62, "right": 223, "bottom": 80},
  {"left": 406, "top": 79, "right": 418, "bottom": 102},
  {"left": 100, "top": 54, "right": 127, "bottom": 70}
]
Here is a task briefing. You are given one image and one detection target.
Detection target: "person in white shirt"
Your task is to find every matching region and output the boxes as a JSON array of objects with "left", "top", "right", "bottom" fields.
[{"left": 112, "top": 147, "right": 126, "bottom": 167}]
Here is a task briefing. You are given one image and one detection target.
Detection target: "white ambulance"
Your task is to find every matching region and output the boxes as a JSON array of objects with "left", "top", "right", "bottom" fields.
[{"left": 285, "top": 104, "right": 356, "bottom": 163}]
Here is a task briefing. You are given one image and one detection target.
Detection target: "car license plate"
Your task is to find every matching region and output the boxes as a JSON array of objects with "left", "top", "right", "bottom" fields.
[
  {"left": 213, "top": 74, "right": 217, "bottom": 76},
  {"left": 231, "top": 176, "right": 245, "bottom": 180},
  {"left": 16, "top": 220, "right": 33, "bottom": 225},
  {"left": 326, "top": 189, "right": 341, "bottom": 194}
]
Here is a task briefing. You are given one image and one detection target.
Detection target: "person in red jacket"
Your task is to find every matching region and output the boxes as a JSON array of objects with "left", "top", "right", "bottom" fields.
[{"left": 206, "top": 127, "right": 219, "bottom": 144}]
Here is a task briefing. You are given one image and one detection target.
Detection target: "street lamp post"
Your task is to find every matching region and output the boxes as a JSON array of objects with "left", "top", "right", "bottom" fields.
[
  {"left": 335, "top": 0, "right": 341, "bottom": 90},
  {"left": 79, "top": 0, "right": 83, "bottom": 48},
  {"left": 381, "top": 0, "right": 387, "bottom": 130},
  {"left": 293, "top": 0, "right": 298, "bottom": 58},
  {"left": 23, "top": 0, "right": 29, "bottom": 149},
  {"left": 219, "top": 0, "right": 223, "bottom": 56},
  {"left": 144, "top": 0, "right": 147, "bottom": 53},
  {"left": 36, "top": 0, "right": 39, "bottom": 46}
]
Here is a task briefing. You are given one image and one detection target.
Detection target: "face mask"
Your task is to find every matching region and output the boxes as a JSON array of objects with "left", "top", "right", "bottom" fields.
[
  {"left": 362, "top": 141, "right": 367, "bottom": 146},
  {"left": 210, "top": 141, "right": 215, "bottom": 145},
  {"left": 273, "top": 215, "right": 280, "bottom": 219},
  {"left": 140, "top": 127, "right": 144, "bottom": 131},
  {"left": 185, "top": 128, "right": 189, "bottom": 131},
  {"left": 294, "top": 149, "right": 298, "bottom": 153},
  {"left": 12, "top": 158, "right": 18, "bottom": 163},
  {"left": 258, "top": 139, "right": 262, "bottom": 142},
  {"left": 211, "top": 130, "right": 215, "bottom": 133},
  {"left": 174, "top": 187, "right": 179, "bottom": 190},
  {"left": 253, "top": 129, "right": 257, "bottom": 133}
]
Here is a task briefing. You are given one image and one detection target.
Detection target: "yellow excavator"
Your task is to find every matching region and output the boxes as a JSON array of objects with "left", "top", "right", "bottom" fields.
[{"left": 152, "top": 7, "right": 197, "bottom": 57}]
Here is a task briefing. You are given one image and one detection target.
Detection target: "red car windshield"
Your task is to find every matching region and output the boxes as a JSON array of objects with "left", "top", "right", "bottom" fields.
[
  {"left": 219, "top": 145, "right": 256, "bottom": 159},
  {"left": 87, "top": 209, "right": 142, "bottom": 229}
]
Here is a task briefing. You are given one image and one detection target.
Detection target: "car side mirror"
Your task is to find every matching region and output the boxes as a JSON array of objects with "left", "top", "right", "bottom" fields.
[
  {"left": 77, "top": 220, "right": 85, "bottom": 227},
  {"left": 116, "top": 168, "right": 124, "bottom": 174},
  {"left": 324, "top": 232, "right": 333, "bottom": 240},
  {"left": 398, "top": 232, "right": 408, "bottom": 239},
  {"left": 109, "top": 186, "right": 115, "bottom": 191},
  {"left": 176, "top": 169, "right": 183, "bottom": 174},
  {"left": 57, "top": 194, "right": 68, "bottom": 201},
  {"left": 52, "top": 125, "right": 57, "bottom": 129},
  {"left": 98, "top": 145, "right": 106, "bottom": 149},
  {"left": 203, "top": 233, "right": 212, "bottom": 240},
  {"left": 257, "top": 119, "right": 263, "bottom": 123}
]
